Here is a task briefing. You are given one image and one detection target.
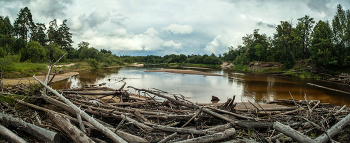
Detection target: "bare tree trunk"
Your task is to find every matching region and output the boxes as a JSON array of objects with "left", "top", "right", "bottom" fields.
[
  {"left": 0, "top": 112, "right": 62, "bottom": 143},
  {"left": 273, "top": 121, "right": 316, "bottom": 143},
  {"left": 175, "top": 128, "right": 236, "bottom": 143},
  {"left": 0, "top": 124, "right": 27, "bottom": 143},
  {"left": 48, "top": 112, "right": 95, "bottom": 143}
]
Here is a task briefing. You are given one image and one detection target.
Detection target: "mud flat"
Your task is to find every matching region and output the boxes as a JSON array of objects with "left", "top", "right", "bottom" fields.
[
  {"left": 2, "top": 72, "right": 79, "bottom": 85},
  {"left": 145, "top": 69, "right": 222, "bottom": 76}
]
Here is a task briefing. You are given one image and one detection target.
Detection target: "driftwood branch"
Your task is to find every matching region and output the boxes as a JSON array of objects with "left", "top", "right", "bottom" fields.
[
  {"left": 315, "top": 112, "right": 350, "bottom": 143},
  {"left": 0, "top": 124, "right": 27, "bottom": 143},
  {"left": 48, "top": 112, "right": 95, "bottom": 143},
  {"left": 273, "top": 121, "right": 316, "bottom": 143},
  {"left": 175, "top": 128, "right": 236, "bottom": 143},
  {"left": 0, "top": 112, "right": 62, "bottom": 142},
  {"left": 33, "top": 75, "right": 127, "bottom": 143}
]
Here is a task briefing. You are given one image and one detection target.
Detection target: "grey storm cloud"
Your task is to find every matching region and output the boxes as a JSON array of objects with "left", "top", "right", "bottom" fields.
[
  {"left": 307, "top": 0, "right": 333, "bottom": 17},
  {"left": 87, "top": 11, "right": 110, "bottom": 27},
  {"left": 39, "top": 0, "right": 73, "bottom": 18},
  {"left": 110, "top": 14, "right": 129, "bottom": 27},
  {"left": 256, "top": 21, "right": 276, "bottom": 29}
]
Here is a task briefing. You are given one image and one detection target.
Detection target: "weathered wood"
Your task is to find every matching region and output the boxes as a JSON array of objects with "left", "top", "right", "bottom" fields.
[
  {"left": 334, "top": 105, "right": 347, "bottom": 116},
  {"left": 151, "top": 124, "right": 217, "bottom": 135},
  {"left": 48, "top": 112, "right": 95, "bottom": 143},
  {"left": 315, "top": 112, "right": 350, "bottom": 143},
  {"left": 209, "top": 107, "right": 259, "bottom": 121},
  {"left": 33, "top": 75, "right": 127, "bottom": 143},
  {"left": 273, "top": 121, "right": 316, "bottom": 143},
  {"left": 0, "top": 124, "right": 27, "bottom": 143},
  {"left": 175, "top": 128, "right": 236, "bottom": 143},
  {"left": 158, "top": 132, "right": 177, "bottom": 143},
  {"left": 111, "top": 129, "right": 148, "bottom": 143},
  {"left": 204, "top": 123, "right": 232, "bottom": 132},
  {"left": 307, "top": 83, "right": 350, "bottom": 95},
  {"left": 62, "top": 91, "right": 120, "bottom": 95},
  {"left": 76, "top": 113, "right": 87, "bottom": 133},
  {"left": 0, "top": 112, "right": 63, "bottom": 143},
  {"left": 128, "top": 86, "right": 194, "bottom": 108}
]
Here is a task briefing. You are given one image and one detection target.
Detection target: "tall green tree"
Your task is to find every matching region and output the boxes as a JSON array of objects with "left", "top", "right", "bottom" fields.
[
  {"left": 310, "top": 20, "right": 334, "bottom": 67},
  {"left": 297, "top": 15, "right": 315, "bottom": 60},
  {"left": 32, "top": 23, "right": 46, "bottom": 46},
  {"left": 47, "top": 19, "right": 59, "bottom": 44},
  {"left": 13, "top": 7, "right": 36, "bottom": 42},
  {"left": 0, "top": 16, "right": 14, "bottom": 53},
  {"left": 332, "top": 4, "right": 350, "bottom": 67},
  {"left": 58, "top": 19, "right": 73, "bottom": 51}
]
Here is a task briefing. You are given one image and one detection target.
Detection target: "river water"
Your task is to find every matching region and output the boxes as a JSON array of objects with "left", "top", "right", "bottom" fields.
[{"left": 51, "top": 66, "right": 350, "bottom": 106}]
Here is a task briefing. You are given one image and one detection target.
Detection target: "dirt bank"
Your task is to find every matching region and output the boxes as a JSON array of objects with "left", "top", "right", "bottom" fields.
[
  {"left": 128, "top": 63, "right": 144, "bottom": 67},
  {"left": 145, "top": 69, "right": 222, "bottom": 76},
  {"left": 2, "top": 72, "right": 79, "bottom": 85}
]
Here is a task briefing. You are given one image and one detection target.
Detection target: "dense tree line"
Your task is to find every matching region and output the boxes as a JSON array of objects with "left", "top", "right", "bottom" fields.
[
  {"left": 223, "top": 4, "right": 350, "bottom": 69},
  {"left": 121, "top": 53, "right": 222, "bottom": 65},
  {"left": 0, "top": 7, "right": 123, "bottom": 67}
]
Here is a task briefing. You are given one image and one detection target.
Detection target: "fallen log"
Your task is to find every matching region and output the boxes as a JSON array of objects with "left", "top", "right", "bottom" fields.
[
  {"left": 151, "top": 124, "right": 217, "bottom": 135},
  {"left": 0, "top": 124, "right": 27, "bottom": 143},
  {"left": 62, "top": 91, "right": 121, "bottom": 95},
  {"left": 208, "top": 107, "right": 259, "bottom": 121},
  {"left": 174, "top": 128, "right": 236, "bottom": 143},
  {"left": 0, "top": 112, "right": 63, "bottom": 143},
  {"left": 307, "top": 83, "right": 350, "bottom": 95},
  {"left": 273, "top": 121, "right": 316, "bottom": 143},
  {"left": 33, "top": 75, "right": 127, "bottom": 143},
  {"left": 315, "top": 112, "right": 350, "bottom": 143},
  {"left": 48, "top": 112, "right": 95, "bottom": 143},
  {"left": 204, "top": 123, "right": 232, "bottom": 132}
]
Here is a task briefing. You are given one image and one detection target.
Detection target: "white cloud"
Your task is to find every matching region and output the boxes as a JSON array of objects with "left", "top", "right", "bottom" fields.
[
  {"left": 144, "top": 28, "right": 158, "bottom": 36},
  {"left": 161, "top": 24, "right": 193, "bottom": 34},
  {"left": 205, "top": 35, "right": 221, "bottom": 54},
  {"left": 81, "top": 30, "right": 99, "bottom": 39},
  {"left": 162, "top": 40, "right": 182, "bottom": 49},
  {"left": 69, "top": 15, "right": 86, "bottom": 31},
  {"left": 109, "top": 28, "right": 128, "bottom": 37}
]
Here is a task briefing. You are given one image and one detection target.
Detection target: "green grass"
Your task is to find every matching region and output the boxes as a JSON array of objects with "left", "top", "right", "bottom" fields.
[{"left": 4, "top": 62, "right": 47, "bottom": 78}]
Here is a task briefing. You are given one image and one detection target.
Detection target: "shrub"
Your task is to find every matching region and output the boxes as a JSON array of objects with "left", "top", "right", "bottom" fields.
[{"left": 87, "top": 58, "right": 99, "bottom": 69}]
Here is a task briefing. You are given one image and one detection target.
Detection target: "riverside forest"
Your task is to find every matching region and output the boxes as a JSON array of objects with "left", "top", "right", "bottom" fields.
[{"left": 1, "top": 3, "right": 350, "bottom": 143}]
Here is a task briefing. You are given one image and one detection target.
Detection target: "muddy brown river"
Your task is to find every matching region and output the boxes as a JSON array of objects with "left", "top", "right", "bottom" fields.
[{"left": 51, "top": 66, "right": 350, "bottom": 106}]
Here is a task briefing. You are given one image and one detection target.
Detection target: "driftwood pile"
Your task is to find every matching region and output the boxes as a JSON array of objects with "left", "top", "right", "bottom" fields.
[{"left": 1, "top": 62, "right": 350, "bottom": 142}]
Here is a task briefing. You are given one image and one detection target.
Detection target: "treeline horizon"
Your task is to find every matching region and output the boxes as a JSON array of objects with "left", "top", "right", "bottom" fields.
[
  {"left": 222, "top": 4, "right": 350, "bottom": 69},
  {"left": 1, "top": 4, "right": 349, "bottom": 69}
]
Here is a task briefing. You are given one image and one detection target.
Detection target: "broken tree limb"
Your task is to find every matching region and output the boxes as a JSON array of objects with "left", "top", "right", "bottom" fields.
[
  {"left": 0, "top": 112, "right": 63, "bottom": 143},
  {"left": 151, "top": 124, "right": 217, "bottom": 135},
  {"left": 33, "top": 75, "right": 127, "bottom": 143},
  {"left": 76, "top": 113, "right": 87, "bottom": 133},
  {"left": 0, "top": 124, "right": 27, "bottom": 143},
  {"left": 15, "top": 97, "right": 142, "bottom": 143},
  {"left": 208, "top": 107, "right": 259, "bottom": 121},
  {"left": 62, "top": 91, "right": 120, "bottom": 95},
  {"left": 315, "top": 112, "right": 350, "bottom": 143},
  {"left": 273, "top": 121, "right": 316, "bottom": 143},
  {"left": 174, "top": 128, "right": 236, "bottom": 143},
  {"left": 48, "top": 112, "right": 95, "bottom": 143},
  {"left": 158, "top": 132, "right": 177, "bottom": 143}
]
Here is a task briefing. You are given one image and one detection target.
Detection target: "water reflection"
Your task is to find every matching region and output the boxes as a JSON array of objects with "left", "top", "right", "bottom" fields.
[{"left": 51, "top": 66, "right": 350, "bottom": 106}]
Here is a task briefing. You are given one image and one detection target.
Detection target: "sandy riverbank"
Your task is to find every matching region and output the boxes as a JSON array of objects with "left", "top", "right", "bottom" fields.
[{"left": 2, "top": 72, "right": 79, "bottom": 85}]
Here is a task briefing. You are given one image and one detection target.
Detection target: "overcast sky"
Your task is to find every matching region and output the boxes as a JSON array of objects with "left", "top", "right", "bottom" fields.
[{"left": 1, "top": 0, "right": 350, "bottom": 56}]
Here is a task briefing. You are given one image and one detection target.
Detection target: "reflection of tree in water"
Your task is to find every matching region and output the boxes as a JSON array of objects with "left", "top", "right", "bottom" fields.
[
  {"left": 78, "top": 68, "right": 121, "bottom": 86},
  {"left": 51, "top": 68, "right": 122, "bottom": 89}
]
